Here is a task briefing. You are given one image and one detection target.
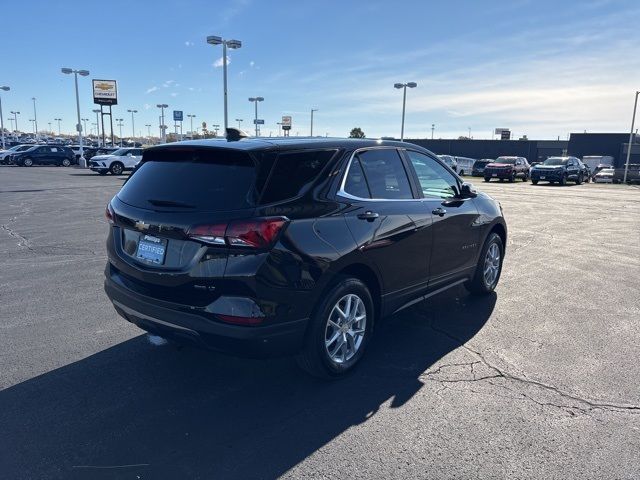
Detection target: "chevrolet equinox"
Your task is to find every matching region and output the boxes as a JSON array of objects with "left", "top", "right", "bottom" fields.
[{"left": 104, "top": 135, "right": 507, "bottom": 378}]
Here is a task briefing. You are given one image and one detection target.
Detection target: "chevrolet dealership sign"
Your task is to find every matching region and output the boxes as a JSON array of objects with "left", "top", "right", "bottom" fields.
[{"left": 93, "top": 79, "right": 118, "bottom": 106}]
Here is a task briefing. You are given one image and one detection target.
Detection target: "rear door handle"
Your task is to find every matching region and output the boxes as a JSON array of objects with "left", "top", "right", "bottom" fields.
[
  {"left": 357, "top": 211, "right": 379, "bottom": 221},
  {"left": 432, "top": 207, "right": 447, "bottom": 217}
]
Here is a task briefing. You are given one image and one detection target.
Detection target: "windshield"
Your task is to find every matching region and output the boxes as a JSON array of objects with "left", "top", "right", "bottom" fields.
[
  {"left": 544, "top": 158, "right": 567, "bottom": 166},
  {"left": 495, "top": 158, "right": 517, "bottom": 164}
]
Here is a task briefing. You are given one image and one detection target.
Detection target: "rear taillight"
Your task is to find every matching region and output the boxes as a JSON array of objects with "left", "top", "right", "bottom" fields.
[
  {"left": 188, "top": 217, "right": 288, "bottom": 249},
  {"left": 105, "top": 203, "right": 115, "bottom": 224}
]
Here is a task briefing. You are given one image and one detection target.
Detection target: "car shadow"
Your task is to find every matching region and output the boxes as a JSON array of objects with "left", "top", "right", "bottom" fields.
[{"left": 0, "top": 286, "right": 495, "bottom": 480}]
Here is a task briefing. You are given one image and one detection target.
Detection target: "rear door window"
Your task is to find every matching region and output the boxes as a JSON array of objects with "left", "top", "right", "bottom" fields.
[
  {"left": 117, "top": 148, "right": 257, "bottom": 212},
  {"left": 259, "top": 149, "right": 336, "bottom": 204},
  {"left": 356, "top": 149, "right": 413, "bottom": 199}
]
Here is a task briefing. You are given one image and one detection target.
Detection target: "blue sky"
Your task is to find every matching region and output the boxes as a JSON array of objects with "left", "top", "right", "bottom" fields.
[{"left": 1, "top": 0, "right": 639, "bottom": 140}]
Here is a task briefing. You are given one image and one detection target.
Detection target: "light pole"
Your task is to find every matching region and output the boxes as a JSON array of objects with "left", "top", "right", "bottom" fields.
[
  {"left": 310, "top": 108, "right": 318, "bottom": 137},
  {"left": 623, "top": 90, "right": 639, "bottom": 184},
  {"left": 29, "top": 119, "right": 35, "bottom": 135},
  {"left": 145, "top": 124, "right": 151, "bottom": 144},
  {"left": 187, "top": 114, "right": 196, "bottom": 138},
  {"left": 468, "top": 127, "right": 471, "bottom": 138},
  {"left": 10, "top": 111, "right": 20, "bottom": 134},
  {"left": 0, "top": 86, "right": 9, "bottom": 149},
  {"left": 393, "top": 82, "right": 417, "bottom": 141},
  {"left": 127, "top": 109, "right": 137, "bottom": 145},
  {"left": 276, "top": 122, "right": 282, "bottom": 136},
  {"left": 92, "top": 109, "right": 101, "bottom": 147},
  {"left": 55, "top": 118, "right": 62, "bottom": 135},
  {"left": 157, "top": 104, "right": 168, "bottom": 143},
  {"left": 236, "top": 118, "right": 243, "bottom": 129},
  {"left": 116, "top": 118, "right": 124, "bottom": 146},
  {"left": 81, "top": 118, "right": 89, "bottom": 141},
  {"left": 248, "top": 97, "right": 264, "bottom": 136},
  {"left": 48, "top": 122, "right": 52, "bottom": 134},
  {"left": 61, "top": 67, "right": 90, "bottom": 167},
  {"left": 431, "top": 124, "right": 435, "bottom": 139},
  {"left": 212, "top": 124, "right": 220, "bottom": 137},
  {"left": 207, "top": 35, "right": 242, "bottom": 131},
  {"left": 31, "top": 97, "right": 38, "bottom": 139}
]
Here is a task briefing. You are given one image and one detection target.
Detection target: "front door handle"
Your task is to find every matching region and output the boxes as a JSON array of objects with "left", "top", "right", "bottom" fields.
[
  {"left": 432, "top": 207, "right": 447, "bottom": 217},
  {"left": 357, "top": 211, "right": 379, "bottom": 221}
]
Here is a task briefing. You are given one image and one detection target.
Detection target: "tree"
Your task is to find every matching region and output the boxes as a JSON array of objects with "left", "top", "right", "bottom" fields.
[{"left": 349, "top": 127, "right": 365, "bottom": 138}]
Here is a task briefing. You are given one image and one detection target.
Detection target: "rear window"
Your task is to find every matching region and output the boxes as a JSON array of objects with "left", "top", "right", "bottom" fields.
[
  {"left": 118, "top": 148, "right": 257, "bottom": 212},
  {"left": 259, "top": 149, "right": 336, "bottom": 204}
]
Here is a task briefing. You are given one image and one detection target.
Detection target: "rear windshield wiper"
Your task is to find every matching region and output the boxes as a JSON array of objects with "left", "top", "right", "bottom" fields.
[{"left": 147, "top": 199, "right": 196, "bottom": 209}]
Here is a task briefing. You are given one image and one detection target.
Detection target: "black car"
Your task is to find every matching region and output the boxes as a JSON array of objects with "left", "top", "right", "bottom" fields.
[
  {"left": 103, "top": 136, "right": 507, "bottom": 378},
  {"left": 471, "top": 159, "right": 494, "bottom": 177},
  {"left": 13, "top": 145, "right": 75, "bottom": 167},
  {"left": 530, "top": 156, "right": 586, "bottom": 185}
]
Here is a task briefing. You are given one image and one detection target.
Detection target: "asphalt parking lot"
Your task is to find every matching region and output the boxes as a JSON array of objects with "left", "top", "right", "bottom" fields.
[{"left": 1, "top": 166, "right": 639, "bottom": 479}]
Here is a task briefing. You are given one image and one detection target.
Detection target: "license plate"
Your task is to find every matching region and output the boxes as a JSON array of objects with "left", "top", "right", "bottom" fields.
[
  {"left": 492, "top": 173, "right": 497, "bottom": 177},
  {"left": 136, "top": 235, "right": 167, "bottom": 264},
  {"left": 540, "top": 176, "right": 546, "bottom": 179}
]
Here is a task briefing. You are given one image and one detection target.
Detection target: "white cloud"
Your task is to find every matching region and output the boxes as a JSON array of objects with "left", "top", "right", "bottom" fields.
[
  {"left": 249, "top": 61, "right": 255, "bottom": 67},
  {"left": 144, "top": 103, "right": 151, "bottom": 110},
  {"left": 213, "top": 56, "right": 231, "bottom": 68},
  {"left": 145, "top": 86, "right": 158, "bottom": 94},
  {"left": 184, "top": 41, "right": 194, "bottom": 47},
  {"left": 170, "top": 92, "right": 178, "bottom": 97}
]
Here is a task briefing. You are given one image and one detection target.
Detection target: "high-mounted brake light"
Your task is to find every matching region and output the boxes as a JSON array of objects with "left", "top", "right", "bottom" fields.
[
  {"left": 188, "top": 217, "right": 288, "bottom": 249},
  {"left": 105, "top": 203, "right": 115, "bottom": 224}
]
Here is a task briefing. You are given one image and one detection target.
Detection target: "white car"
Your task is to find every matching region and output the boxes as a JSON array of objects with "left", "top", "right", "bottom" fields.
[
  {"left": 89, "top": 147, "right": 143, "bottom": 175},
  {"left": 594, "top": 168, "right": 615, "bottom": 183}
]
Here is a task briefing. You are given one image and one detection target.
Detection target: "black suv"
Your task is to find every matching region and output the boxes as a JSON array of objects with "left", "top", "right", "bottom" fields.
[
  {"left": 13, "top": 145, "right": 75, "bottom": 167},
  {"left": 104, "top": 137, "right": 507, "bottom": 378},
  {"left": 530, "top": 156, "right": 587, "bottom": 185}
]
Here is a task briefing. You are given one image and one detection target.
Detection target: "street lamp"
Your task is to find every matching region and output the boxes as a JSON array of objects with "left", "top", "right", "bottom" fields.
[
  {"left": 212, "top": 124, "right": 220, "bottom": 137},
  {"left": 0, "top": 86, "right": 9, "bottom": 149},
  {"left": 393, "top": 82, "right": 417, "bottom": 141},
  {"left": 10, "top": 111, "right": 20, "bottom": 133},
  {"left": 81, "top": 118, "right": 89, "bottom": 141},
  {"left": 54, "top": 118, "right": 62, "bottom": 135},
  {"left": 31, "top": 97, "right": 38, "bottom": 139},
  {"left": 145, "top": 124, "right": 152, "bottom": 144},
  {"left": 61, "top": 67, "right": 90, "bottom": 166},
  {"left": 92, "top": 109, "right": 101, "bottom": 147},
  {"left": 157, "top": 104, "right": 168, "bottom": 143},
  {"left": 310, "top": 108, "right": 318, "bottom": 137},
  {"left": 248, "top": 97, "right": 264, "bottom": 137},
  {"left": 29, "top": 119, "right": 36, "bottom": 135},
  {"left": 623, "top": 90, "right": 639, "bottom": 184},
  {"left": 187, "top": 114, "right": 196, "bottom": 138},
  {"left": 207, "top": 35, "right": 242, "bottom": 131},
  {"left": 116, "top": 118, "right": 124, "bottom": 146},
  {"left": 127, "top": 109, "right": 137, "bottom": 145},
  {"left": 236, "top": 118, "right": 243, "bottom": 129},
  {"left": 431, "top": 124, "right": 435, "bottom": 139},
  {"left": 48, "top": 122, "right": 52, "bottom": 134}
]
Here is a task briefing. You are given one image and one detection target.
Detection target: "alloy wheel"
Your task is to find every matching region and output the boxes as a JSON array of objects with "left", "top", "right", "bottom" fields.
[
  {"left": 483, "top": 242, "right": 501, "bottom": 288},
  {"left": 324, "top": 294, "right": 367, "bottom": 364}
]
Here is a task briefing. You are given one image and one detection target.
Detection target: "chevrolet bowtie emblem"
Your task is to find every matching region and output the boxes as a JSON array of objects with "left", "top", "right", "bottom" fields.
[{"left": 135, "top": 221, "right": 150, "bottom": 231}]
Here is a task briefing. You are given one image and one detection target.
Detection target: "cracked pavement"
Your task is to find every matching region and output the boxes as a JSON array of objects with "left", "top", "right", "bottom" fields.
[{"left": 0, "top": 167, "right": 639, "bottom": 479}]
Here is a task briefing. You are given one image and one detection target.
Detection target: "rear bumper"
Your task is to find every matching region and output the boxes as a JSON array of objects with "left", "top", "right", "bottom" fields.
[{"left": 104, "top": 273, "right": 308, "bottom": 358}]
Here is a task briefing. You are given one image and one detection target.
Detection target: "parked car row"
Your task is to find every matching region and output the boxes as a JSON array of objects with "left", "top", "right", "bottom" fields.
[{"left": 0, "top": 144, "right": 76, "bottom": 166}]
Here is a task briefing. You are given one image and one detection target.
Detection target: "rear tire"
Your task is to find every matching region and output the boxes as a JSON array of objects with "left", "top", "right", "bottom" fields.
[
  {"left": 296, "top": 276, "right": 374, "bottom": 379},
  {"left": 22, "top": 157, "right": 33, "bottom": 167},
  {"left": 465, "top": 232, "right": 504, "bottom": 295},
  {"left": 109, "top": 162, "right": 124, "bottom": 175},
  {"left": 61, "top": 158, "right": 71, "bottom": 167}
]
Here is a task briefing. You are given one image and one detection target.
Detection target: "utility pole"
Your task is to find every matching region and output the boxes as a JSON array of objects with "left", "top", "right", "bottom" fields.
[
  {"left": 310, "top": 108, "right": 318, "bottom": 136},
  {"left": 623, "top": 91, "right": 639, "bottom": 184}
]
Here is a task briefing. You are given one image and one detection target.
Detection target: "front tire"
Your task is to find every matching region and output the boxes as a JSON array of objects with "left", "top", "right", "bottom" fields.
[
  {"left": 576, "top": 173, "right": 583, "bottom": 185},
  {"left": 484, "top": 177, "right": 490, "bottom": 182},
  {"left": 22, "top": 157, "right": 33, "bottom": 167},
  {"left": 560, "top": 174, "right": 567, "bottom": 186},
  {"left": 531, "top": 179, "right": 538, "bottom": 185},
  {"left": 465, "top": 233, "right": 504, "bottom": 295},
  {"left": 296, "top": 277, "right": 374, "bottom": 379},
  {"left": 509, "top": 172, "right": 516, "bottom": 183}
]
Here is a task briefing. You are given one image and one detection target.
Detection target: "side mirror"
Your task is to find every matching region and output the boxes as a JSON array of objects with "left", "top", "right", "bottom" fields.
[{"left": 459, "top": 182, "right": 477, "bottom": 198}]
